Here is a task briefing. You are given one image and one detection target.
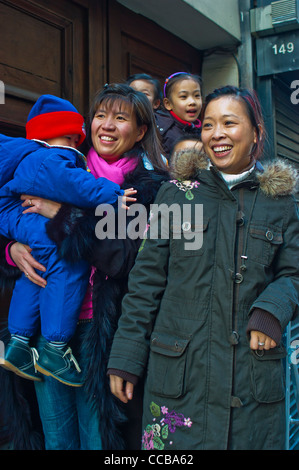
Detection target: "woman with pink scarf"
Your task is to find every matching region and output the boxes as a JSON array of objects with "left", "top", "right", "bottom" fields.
[{"left": 0, "top": 84, "right": 169, "bottom": 450}]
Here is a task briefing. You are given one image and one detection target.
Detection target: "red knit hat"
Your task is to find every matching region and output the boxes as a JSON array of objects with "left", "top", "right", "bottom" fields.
[{"left": 26, "top": 94, "right": 86, "bottom": 146}]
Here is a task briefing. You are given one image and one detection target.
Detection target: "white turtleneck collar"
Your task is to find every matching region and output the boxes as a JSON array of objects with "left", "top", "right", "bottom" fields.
[{"left": 220, "top": 165, "right": 255, "bottom": 189}]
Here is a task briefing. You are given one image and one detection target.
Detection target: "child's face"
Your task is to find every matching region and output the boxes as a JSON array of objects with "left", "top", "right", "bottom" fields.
[
  {"left": 129, "top": 79, "right": 160, "bottom": 110},
  {"left": 164, "top": 78, "right": 202, "bottom": 123},
  {"left": 46, "top": 134, "right": 80, "bottom": 149}
]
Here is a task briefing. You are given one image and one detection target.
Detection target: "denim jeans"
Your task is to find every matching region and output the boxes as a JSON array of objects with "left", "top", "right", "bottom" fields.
[{"left": 34, "top": 322, "right": 102, "bottom": 450}]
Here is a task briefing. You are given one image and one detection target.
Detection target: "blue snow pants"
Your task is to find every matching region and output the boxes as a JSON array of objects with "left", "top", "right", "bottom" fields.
[{"left": 1, "top": 204, "right": 90, "bottom": 343}]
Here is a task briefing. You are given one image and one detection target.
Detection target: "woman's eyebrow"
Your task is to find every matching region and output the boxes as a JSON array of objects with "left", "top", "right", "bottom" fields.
[
  {"left": 203, "top": 113, "right": 239, "bottom": 120},
  {"left": 97, "top": 108, "right": 131, "bottom": 118}
]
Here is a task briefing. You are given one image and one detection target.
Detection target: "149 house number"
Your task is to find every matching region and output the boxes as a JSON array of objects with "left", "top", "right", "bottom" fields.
[{"left": 272, "top": 42, "right": 295, "bottom": 55}]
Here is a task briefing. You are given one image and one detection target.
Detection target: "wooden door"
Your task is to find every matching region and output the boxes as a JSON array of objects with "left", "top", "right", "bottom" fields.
[
  {"left": 108, "top": 0, "right": 202, "bottom": 88},
  {"left": 0, "top": 0, "right": 106, "bottom": 136},
  {"left": 0, "top": 0, "right": 202, "bottom": 132}
]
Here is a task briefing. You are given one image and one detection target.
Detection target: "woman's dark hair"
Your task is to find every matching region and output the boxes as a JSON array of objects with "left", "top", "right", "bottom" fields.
[
  {"left": 163, "top": 72, "right": 202, "bottom": 99},
  {"left": 126, "top": 73, "right": 163, "bottom": 103},
  {"left": 87, "top": 83, "right": 167, "bottom": 172},
  {"left": 202, "top": 85, "right": 266, "bottom": 161}
]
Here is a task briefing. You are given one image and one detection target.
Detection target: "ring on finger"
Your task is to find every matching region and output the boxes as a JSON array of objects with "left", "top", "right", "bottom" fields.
[
  {"left": 258, "top": 341, "right": 265, "bottom": 346},
  {"left": 25, "top": 272, "right": 29, "bottom": 277},
  {"left": 28, "top": 199, "right": 32, "bottom": 205}
]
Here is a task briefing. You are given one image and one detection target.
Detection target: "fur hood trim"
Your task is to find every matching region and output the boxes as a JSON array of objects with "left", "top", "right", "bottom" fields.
[
  {"left": 256, "top": 159, "right": 298, "bottom": 197},
  {"left": 169, "top": 148, "right": 209, "bottom": 180},
  {"left": 170, "top": 148, "right": 298, "bottom": 198}
]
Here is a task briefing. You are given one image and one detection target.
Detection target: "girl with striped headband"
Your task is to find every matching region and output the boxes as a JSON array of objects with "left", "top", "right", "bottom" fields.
[{"left": 155, "top": 72, "right": 202, "bottom": 160}]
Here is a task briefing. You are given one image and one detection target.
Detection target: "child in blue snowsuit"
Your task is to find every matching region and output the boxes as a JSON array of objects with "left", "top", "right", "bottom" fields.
[{"left": 0, "top": 95, "right": 131, "bottom": 387}]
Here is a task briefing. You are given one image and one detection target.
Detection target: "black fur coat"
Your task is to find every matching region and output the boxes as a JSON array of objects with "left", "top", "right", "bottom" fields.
[{"left": 0, "top": 160, "right": 168, "bottom": 450}]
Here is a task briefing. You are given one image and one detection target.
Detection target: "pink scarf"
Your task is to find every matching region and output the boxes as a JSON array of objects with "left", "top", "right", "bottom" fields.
[
  {"left": 79, "top": 147, "right": 139, "bottom": 320},
  {"left": 86, "top": 147, "right": 139, "bottom": 184}
]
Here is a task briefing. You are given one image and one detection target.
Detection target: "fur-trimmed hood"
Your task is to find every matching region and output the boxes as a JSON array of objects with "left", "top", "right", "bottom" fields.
[{"left": 170, "top": 148, "right": 298, "bottom": 198}]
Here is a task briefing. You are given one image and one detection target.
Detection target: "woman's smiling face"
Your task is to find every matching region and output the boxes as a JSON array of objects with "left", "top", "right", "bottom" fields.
[
  {"left": 201, "top": 96, "right": 257, "bottom": 174},
  {"left": 91, "top": 100, "right": 147, "bottom": 161}
]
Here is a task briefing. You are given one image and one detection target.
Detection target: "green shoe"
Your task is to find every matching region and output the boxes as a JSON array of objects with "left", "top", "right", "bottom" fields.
[
  {"left": 35, "top": 342, "right": 83, "bottom": 387},
  {"left": 0, "top": 337, "right": 42, "bottom": 382}
]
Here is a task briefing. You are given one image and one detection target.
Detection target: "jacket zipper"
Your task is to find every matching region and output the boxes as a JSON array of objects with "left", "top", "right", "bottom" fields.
[{"left": 232, "top": 188, "right": 245, "bottom": 383}]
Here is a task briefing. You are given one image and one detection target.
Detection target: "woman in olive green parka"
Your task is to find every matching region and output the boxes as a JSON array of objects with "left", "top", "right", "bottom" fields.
[{"left": 108, "top": 86, "right": 299, "bottom": 450}]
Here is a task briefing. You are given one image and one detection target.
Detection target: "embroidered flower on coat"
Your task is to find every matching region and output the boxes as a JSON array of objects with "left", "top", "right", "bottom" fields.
[
  {"left": 169, "top": 179, "right": 200, "bottom": 200},
  {"left": 142, "top": 402, "right": 193, "bottom": 450},
  {"left": 184, "top": 417, "right": 193, "bottom": 428}
]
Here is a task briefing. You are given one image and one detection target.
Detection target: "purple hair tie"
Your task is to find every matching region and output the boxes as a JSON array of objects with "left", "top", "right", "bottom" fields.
[{"left": 163, "top": 72, "right": 186, "bottom": 97}]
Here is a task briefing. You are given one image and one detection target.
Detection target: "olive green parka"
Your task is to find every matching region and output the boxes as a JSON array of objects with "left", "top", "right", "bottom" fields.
[{"left": 108, "top": 150, "right": 299, "bottom": 450}]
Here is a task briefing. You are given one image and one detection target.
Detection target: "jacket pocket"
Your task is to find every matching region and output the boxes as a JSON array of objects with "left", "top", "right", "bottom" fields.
[
  {"left": 250, "top": 345, "right": 286, "bottom": 403},
  {"left": 248, "top": 223, "right": 283, "bottom": 266},
  {"left": 171, "top": 218, "right": 209, "bottom": 257},
  {"left": 147, "top": 331, "right": 191, "bottom": 398}
]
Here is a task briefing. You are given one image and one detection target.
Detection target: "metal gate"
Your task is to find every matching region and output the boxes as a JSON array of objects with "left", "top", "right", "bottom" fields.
[
  {"left": 273, "top": 76, "right": 299, "bottom": 449},
  {"left": 285, "top": 323, "right": 299, "bottom": 449},
  {"left": 273, "top": 77, "right": 299, "bottom": 201}
]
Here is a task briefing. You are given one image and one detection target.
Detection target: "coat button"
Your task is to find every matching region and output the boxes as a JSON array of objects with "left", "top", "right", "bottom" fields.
[
  {"left": 236, "top": 211, "right": 245, "bottom": 226},
  {"left": 182, "top": 221, "right": 191, "bottom": 231},
  {"left": 231, "top": 396, "right": 244, "bottom": 407},
  {"left": 265, "top": 230, "right": 274, "bottom": 241},
  {"left": 229, "top": 331, "right": 240, "bottom": 345},
  {"left": 234, "top": 273, "right": 243, "bottom": 283},
  {"left": 230, "top": 271, "right": 244, "bottom": 283}
]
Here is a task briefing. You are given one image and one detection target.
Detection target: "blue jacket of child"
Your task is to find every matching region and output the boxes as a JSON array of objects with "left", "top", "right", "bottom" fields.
[{"left": 0, "top": 134, "right": 124, "bottom": 214}]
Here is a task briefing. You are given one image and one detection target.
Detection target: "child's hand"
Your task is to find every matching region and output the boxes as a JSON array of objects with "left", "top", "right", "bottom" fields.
[{"left": 121, "top": 188, "right": 137, "bottom": 209}]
